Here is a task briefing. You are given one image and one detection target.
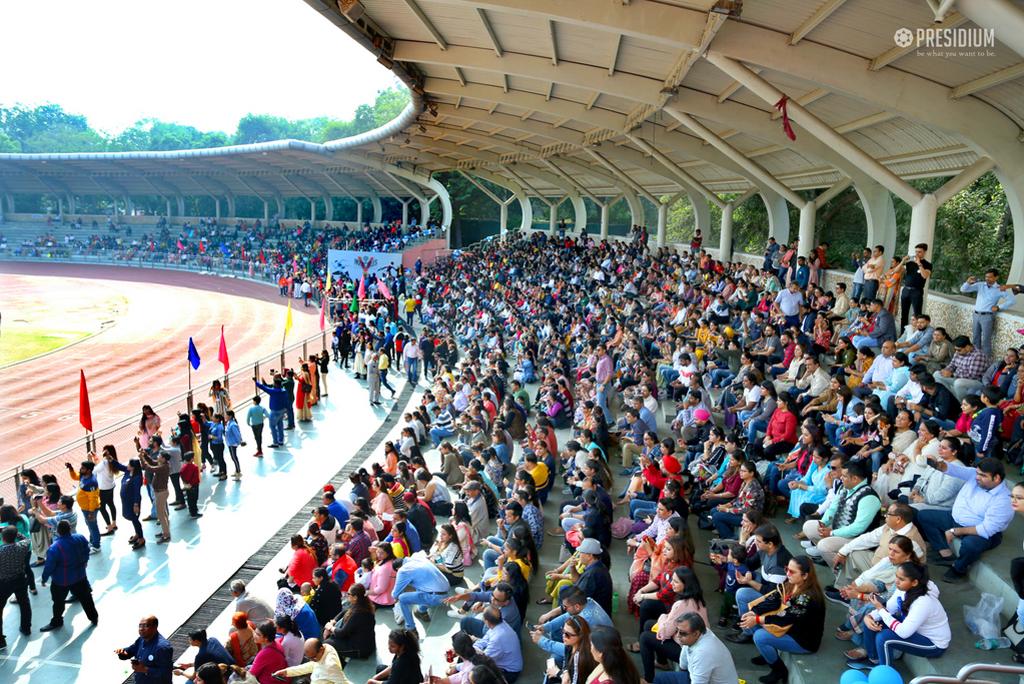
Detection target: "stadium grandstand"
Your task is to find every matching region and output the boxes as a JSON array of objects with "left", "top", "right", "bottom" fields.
[{"left": 5, "top": 2, "right": 1024, "bottom": 684}]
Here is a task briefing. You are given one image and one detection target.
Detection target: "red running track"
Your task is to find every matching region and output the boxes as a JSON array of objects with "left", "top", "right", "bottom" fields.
[{"left": 0, "top": 262, "right": 321, "bottom": 470}]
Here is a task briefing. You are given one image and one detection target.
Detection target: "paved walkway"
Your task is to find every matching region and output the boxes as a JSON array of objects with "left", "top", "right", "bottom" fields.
[{"left": 0, "top": 363, "right": 402, "bottom": 684}]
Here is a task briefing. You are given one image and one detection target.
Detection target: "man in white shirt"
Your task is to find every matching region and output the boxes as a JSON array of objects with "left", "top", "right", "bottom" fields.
[
  {"left": 828, "top": 503, "right": 926, "bottom": 589},
  {"left": 791, "top": 355, "right": 830, "bottom": 407},
  {"left": 655, "top": 613, "right": 739, "bottom": 684},
  {"left": 275, "top": 639, "right": 349, "bottom": 683}
]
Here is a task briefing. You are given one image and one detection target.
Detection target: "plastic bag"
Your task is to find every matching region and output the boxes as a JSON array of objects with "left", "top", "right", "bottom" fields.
[{"left": 965, "top": 593, "right": 1005, "bottom": 640}]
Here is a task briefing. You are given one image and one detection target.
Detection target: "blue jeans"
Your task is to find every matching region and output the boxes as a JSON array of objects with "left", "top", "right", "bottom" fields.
[
  {"left": 851, "top": 335, "right": 878, "bottom": 349},
  {"left": 712, "top": 511, "right": 743, "bottom": 538},
  {"left": 737, "top": 588, "right": 762, "bottom": 634},
  {"left": 864, "top": 629, "right": 945, "bottom": 666},
  {"left": 753, "top": 628, "right": 811, "bottom": 664},
  {"left": 654, "top": 673, "right": 690, "bottom": 684},
  {"left": 396, "top": 590, "right": 448, "bottom": 628},
  {"left": 482, "top": 535, "right": 505, "bottom": 571},
  {"left": 630, "top": 499, "right": 658, "bottom": 520},
  {"left": 709, "top": 369, "right": 733, "bottom": 388},
  {"left": 406, "top": 358, "right": 419, "bottom": 383},
  {"left": 825, "top": 421, "right": 842, "bottom": 447},
  {"left": 430, "top": 426, "right": 455, "bottom": 448},
  {"left": 748, "top": 419, "right": 768, "bottom": 444},
  {"left": 597, "top": 383, "right": 613, "bottom": 423},
  {"left": 286, "top": 404, "right": 295, "bottom": 429},
  {"left": 269, "top": 409, "right": 286, "bottom": 445},
  {"left": 916, "top": 508, "right": 1003, "bottom": 575},
  {"left": 83, "top": 509, "right": 101, "bottom": 550}
]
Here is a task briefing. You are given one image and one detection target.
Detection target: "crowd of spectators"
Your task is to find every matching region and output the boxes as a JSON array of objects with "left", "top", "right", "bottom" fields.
[{"left": 5, "top": 226, "right": 1024, "bottom": 684}]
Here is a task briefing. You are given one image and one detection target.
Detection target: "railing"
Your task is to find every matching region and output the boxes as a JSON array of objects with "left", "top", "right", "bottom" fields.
[
  {"left": 0, "top": 329, "right": 332, "bottom": 509},
  {"left": 910, "top": 662, "right": 1024, "bottom": 684}
]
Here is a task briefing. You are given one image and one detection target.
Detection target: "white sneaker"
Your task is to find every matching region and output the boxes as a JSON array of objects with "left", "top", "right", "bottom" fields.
[
  {"left": 89, "top": 546, "right": 101, "bottom": 554},
  {"left": 800, "top": 540, "right": 813, "bottom": 549},
  {"left": 447, "top": 609, "right": 464, "bottom": 619},
  {"left": 806, "top": 546, "right": 822, "bottom": 557}
]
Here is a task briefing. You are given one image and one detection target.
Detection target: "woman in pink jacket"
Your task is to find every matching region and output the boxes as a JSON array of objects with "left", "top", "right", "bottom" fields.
[{"left": 367, "top": 544, "right": 398, "bottom": 608}]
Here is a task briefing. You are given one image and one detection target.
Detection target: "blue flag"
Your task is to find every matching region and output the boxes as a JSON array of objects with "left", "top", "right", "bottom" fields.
[
  {"left": 220, "top": 243, "right": 230, "bottom": 255},
  {"left": 188, "top": 337, "right": 201, "bottom": 370}
]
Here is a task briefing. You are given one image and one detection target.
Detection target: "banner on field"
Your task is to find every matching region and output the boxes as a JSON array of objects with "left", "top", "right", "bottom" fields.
[{"left": 327, "top": 249, "right": 402, "bottom": 282}]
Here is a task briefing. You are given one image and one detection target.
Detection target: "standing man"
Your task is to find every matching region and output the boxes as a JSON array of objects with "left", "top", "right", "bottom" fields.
[
  {"left": 254, "top": 374, "right": 289, "bottom": 448},
  {"left": 404, "top": 335, "right": 421, "bottom": 384},
  {"left": 116, "top": 615, "right": 174, "bottom": 683},
  {"left": 594, "top": 344, "right": 615, "bottom": 423},
  {"left": 961, "top": 269, "right": 1017, "bottom": 358},
  {"left": 39, "top": 520, "right": 99, "bottom": 632},
  {"left": 896, "top": 243, "right": 932, "bottom": 331},
  {"left": 137, "top": 440, "right": 172, "bottom": 545},
  {"left": 0, "top": 526, "right": 32, "bottom": 648},
  {"left": 772, "top": 282, "right": 803, "bottom": 329}
]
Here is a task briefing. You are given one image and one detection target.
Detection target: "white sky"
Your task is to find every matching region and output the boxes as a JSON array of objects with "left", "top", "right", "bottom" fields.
[{"left": 0, "top": 0, "right": 398, "bottom": 136}]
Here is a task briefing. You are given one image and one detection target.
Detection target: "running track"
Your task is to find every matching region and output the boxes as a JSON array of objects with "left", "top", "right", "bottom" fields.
[{"left": 0, "top": 262, "right": 321, "bottom": 469}]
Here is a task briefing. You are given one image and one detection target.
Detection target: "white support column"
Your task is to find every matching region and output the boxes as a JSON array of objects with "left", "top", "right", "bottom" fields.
[
  {"left": 58, "top": 197, "right": 63, "bottom": 217},
  {"left": 214, "top": 197, "right": 220, "bottom": 220},
  {"left": 908, "top": 194, "right": 938, "bottom": 256},
  {"left": 600, "top": 203, "right": 610, "bottom": 239},
  {"left": 309, "top": 199, "right": 316, "bottom": 223},
  {"left": 720, "top": 202, "right": 735, "bottom": 261},
  {"left": 656, "top": 203, "right": 668, "bottom": 248},
  {"left": 956, "top": 0, "right": 1024, "bottom": 61},
  {"left": 357, "top": 200, "right": 363, "bottom": 226},
  {"left": 499, "top": 202, "right": 508, "bottom": 235},
  {"left": 798, "top": 203, "right": 816, "bottom": 259},
  {"left": 166, "top": 199, "right": 172, "bottom": 218},
  {"left": 549, "top": 208, "right": 557, "bottom": 235},
  {"left": 689, "top": 192, "right": 710, "bottom": 239},
  {"left": 760, "top": 188, "right": 792, "bottom": 245},
  {"left": 402, "top": 199, "right": 410, "bottom": 228},
  {"left": 68, "top": 194, "right": 76, "bottom": 214},
  {"left": 264, "top": 200, "right": 270, "bottom": 222}
]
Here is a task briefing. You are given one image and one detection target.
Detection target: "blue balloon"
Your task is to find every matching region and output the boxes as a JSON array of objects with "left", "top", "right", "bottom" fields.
[
  {"left": 841, "top": 670, "right": 869, "bottom": 684},
  {"left": 868, "top": 665, "right": 902, "bottom": 684}
]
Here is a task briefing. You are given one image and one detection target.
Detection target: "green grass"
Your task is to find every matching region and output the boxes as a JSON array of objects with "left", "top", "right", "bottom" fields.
[{"left": 0, "top": 329, "right": 89, "bottom": 365}]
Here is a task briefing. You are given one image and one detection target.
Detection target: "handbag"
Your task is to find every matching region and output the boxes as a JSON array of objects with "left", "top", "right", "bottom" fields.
[
  {"left": 747, "top": 587, "right": 793, "bottom": 637},
  {"left": 1005, "top": 612, "right": 1024, "bottom": 652}
]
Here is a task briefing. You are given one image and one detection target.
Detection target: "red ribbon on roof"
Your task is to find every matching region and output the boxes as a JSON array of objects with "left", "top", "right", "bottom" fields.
[{"left": 774, "top": 96, "right": 796, "bottom": 141}]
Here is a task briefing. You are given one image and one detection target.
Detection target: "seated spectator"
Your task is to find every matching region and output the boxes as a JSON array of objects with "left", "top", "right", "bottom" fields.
[
  {"left": 918, "top": 457, "right": 1013, "bottom": 583},
  {"left": 651, "top": 612, "right": 738, "bottom": 684},
  {"left": 799, "top": 459, "right": 880, "bottom": 566}
]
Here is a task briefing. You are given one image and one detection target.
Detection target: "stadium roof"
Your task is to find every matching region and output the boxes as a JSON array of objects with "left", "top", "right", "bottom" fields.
[{"left": 2, "top": 0, "right": 1024, "bottom": 275}]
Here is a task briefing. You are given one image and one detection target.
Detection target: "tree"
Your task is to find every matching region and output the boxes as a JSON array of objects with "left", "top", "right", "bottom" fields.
[{"left": 0, "top": 130, "right": 21, "bottom": 153}]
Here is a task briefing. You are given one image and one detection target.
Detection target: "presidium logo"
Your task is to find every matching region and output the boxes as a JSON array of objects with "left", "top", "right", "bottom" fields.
[{"left": 893, "top": 26, "right": 996, "bottom": 57}]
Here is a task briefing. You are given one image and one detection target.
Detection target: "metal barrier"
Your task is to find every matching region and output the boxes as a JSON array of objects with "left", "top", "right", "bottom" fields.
[{"left": 909, "top": 662, "right": 1024, "bottom": 684}]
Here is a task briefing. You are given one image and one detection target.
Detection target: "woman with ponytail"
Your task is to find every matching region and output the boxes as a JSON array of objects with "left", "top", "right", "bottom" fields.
[{"left": 847, "top": 562, "right": 950, "bottom": 670}]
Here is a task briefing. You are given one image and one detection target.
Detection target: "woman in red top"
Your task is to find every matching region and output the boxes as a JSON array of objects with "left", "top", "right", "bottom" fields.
[
  {"left": 280, "top": 534, "right": 318, "bottom": 590},
  {"left": 246, "top": 622, "right": 290, "bottom": 684},
  {"left": 762, "top": 393, "right": 799, "bottom": 461},
  {"left": 627, "top": 536, "right": 689, "bottom": 650}
]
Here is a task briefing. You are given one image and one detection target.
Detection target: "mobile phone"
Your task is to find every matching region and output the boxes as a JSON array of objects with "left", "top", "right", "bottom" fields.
[{"left": 546, "top": 658, "right": 556, "bottom": 671}]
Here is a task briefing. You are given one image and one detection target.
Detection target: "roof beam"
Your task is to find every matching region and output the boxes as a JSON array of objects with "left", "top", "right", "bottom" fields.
[
  {"left": 476, "top": 8, "right": 503, "bottom": 58},
  {"left": 542, "top": 158, "right": 603, "bottom": 205},
  {"left": 667, "top": 110, "right": 806, "bottom": 207},
  {"left": 951, "top": 63, "right": 1024, "bottom": 99},
  {"left": 789, "top": 0, "right": 849, "bottom": 45},
  {"left": 548, "top": 20, "right": 559, "bottom": 66},
  {"left": 869, "top": 13, "right": 967, "bottom": 70},
  {"left": 584, "top": 148, "right": 658, "bottom": 204},
  {"left": 546, "top": 82, "right": 554, "bottom": 101},
  {"left": 454, "top": 66, "right": 466, "bottom": 86},
  {"left": 835, "top": 112, "right": 897, "bottom": 133},
  {"left": 401, "top": 0, "right": 448, "bottom": 50},
  {"left": 501, "top": 165, "right": 554, "bottom": 206},
  {"left": 716, "top": 68, "right": 760, "bottom": 103},
  {"left": 627, "top": 133, "right": 726, "bottom": 209},
  {"left": 608, "top": 33, "right": 622, "bottom": 76},
  {"left": 705, "top": 53, "right": 923, "bottom": 206},
  {"left": 586, "top": 92, "right": 600, "bottom": 110}
]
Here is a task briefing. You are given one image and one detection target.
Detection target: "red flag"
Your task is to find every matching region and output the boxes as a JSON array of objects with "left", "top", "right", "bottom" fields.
[
  {"left": 319, "top": 294, "right": 327, "bottom": 332},
  {"left": 379, "top": 278, "right": 392, "bottom": 300},
  {"left": 443, "top": 285, "right": 451, "bottom": 297},
  {"left": 176, "top": 239, "right": 184, "bottom": 250},
  {"left": 358, "top": 276, "right": 366, "bottom": 299},
  {"left": 79, "top": 370, "right": 93, "bottom": 432},
  {"left": 218, "top": 325, "right": 230, "bottom": 373},
  {"left": 774, "top": 96, "right": 796, "bottom": 141},
  {"left": 259, "top": 249, "right": 266, "bottom": 264},
  {"left": 199, "top": 240, "right": 206, "bottom": 254}
]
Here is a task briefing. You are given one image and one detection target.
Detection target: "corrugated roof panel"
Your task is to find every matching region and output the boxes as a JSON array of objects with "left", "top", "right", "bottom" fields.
[
  {"left": 589, "top": 93, "right": 634, "bottom": 115},
  {"left": 615, "top": 36, "right": 688, "bottom": 81},
  {"left": 648, "top": 0, "right": 717, "bottom": 12},
  {"left": 359, "top": 0, "right": 438, "bottom": 44},
  {"left": 976, "top": 81, "right": 1024, "bottom": 121},
  {"left": 847, "top": 119, "right": 961, "bottom": 158},
  {"left": 757, "top": 148, "right": 824, "bottom": 175},
  {"left": 505, "top": 74, "right": 549, "bottom": 96},
  {"left": 681, "top": 59, "right": 736, "bottom": 96},
  {"left": 485, "top": 10, "right": 553, "bottom": 60},
  {"left": 404, "top": 0, "right": 492, "bottom": 50},
  {"left": 738, "top": 0, "right": 834, "bottom": 34},
  {"left": 896, "top": 46, "right": 1024, "bottom": 90},
  {"left": 801, "top": 0, "right": 936, "bottom": 61},
  {"left": 886, "top": 151, "right": 980, "bottom": 176},
  {"left": 805, "top": 91, "right": 885, "bottom": 127},
  {"left": 548, "top": 22, "right": 623, "bottom": 69}
]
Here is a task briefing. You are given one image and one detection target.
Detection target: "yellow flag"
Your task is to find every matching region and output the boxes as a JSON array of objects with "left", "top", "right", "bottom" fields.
[{"left": 284, "top": 300, "right": 294, "bottom": 338}]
